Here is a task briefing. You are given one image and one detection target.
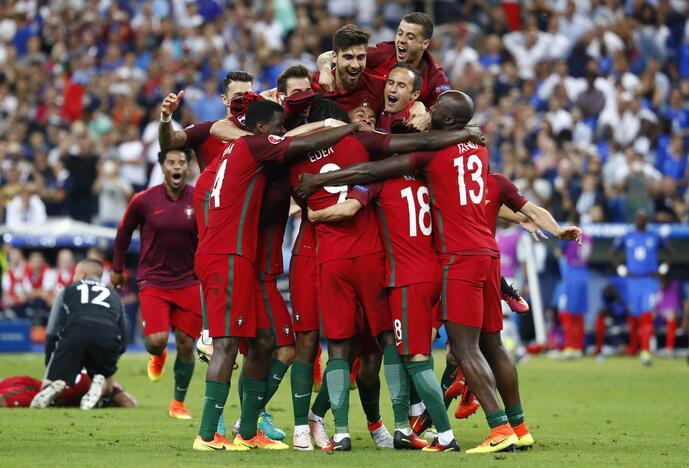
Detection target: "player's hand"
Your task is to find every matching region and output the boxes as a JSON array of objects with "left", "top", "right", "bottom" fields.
[
  {"left": 467, "top": 128, "right": 487, "bottom": 146},
  {"left": 557, "top": 225, "right": 583, "bottom": 245},
  {"left": 161, "top": 90, "right": 185, "bottom": 119},
  {"left": 520, "top": 220, "right": 548, "bottom": 241},
  {"left": 318, "top": 63, "right": 336, "bottom": 92},
  {"left": 260, "top": 88, "right": 279, "bottom": 103},
  {"left": 405, "top": 112, "right": 431, "bottom": 132},
  {"left": 296, "top": 173, "right": 319, "bottom": 199},
  {"left": 111, "top": 272, "right": 125, "bottom": 289}
]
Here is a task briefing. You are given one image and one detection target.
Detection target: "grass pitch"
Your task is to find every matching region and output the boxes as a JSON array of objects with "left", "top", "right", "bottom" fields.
[{"left": 1, "top": 352, "right": 687, "bottom": 467}]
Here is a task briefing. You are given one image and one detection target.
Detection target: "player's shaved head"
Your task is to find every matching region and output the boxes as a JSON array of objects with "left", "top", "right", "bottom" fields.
[
  {"left": 430, "top": 90, "right": 474, "bottom": 131},
  {"left": 75, "top": 258, "right": 104, "bottom": 280}
]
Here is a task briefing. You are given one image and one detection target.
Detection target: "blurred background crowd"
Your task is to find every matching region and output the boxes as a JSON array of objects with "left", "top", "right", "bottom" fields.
[{"left": 0, "top": 0, "right": 688, "bottom": 353}]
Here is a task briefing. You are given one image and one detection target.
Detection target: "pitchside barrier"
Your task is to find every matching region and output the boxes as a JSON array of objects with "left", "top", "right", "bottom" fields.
[{"left": 2, "top": 219, "right": 688, "bottom": 352}]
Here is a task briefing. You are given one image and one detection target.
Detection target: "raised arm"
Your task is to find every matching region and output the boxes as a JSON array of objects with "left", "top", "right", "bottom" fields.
[
  {"left": 296, "top": 154, "right": 415, "bottom": 198},
  {"left": 519, "top": 201, "right": 582, "bottom": 244},
  {"left": 385, "top": 128, "right": 485, "bottom": 155},
  {"left": 210, "top": 119, "right": 253, "bottom": 140},
  {"left": 159, "top": 90, "right": 188, "bottom": 149},
  {"left": 317, "top": 51, "right": 336, "bottom": 92}
]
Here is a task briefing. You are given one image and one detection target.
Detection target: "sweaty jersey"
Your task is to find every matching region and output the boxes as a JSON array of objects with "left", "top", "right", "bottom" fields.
[
  {"left": 410, "top": 143, "right": 499, "bottom": 256},
  {"left": 196, "top": 134, "right": 293, "bottom": 263},
  {"left": 113, "top": 184, "right": 198, "bottom": 289},
  {"left": 311, "top": 69, "right": 386, "bottom": 113},
  {"left": 366, "top": 41, "right": 450, "bottom": 107},
  {"left": 613, "top": 230, "right": 665, "bottom": 276},
  {"left": 485, "top": 172, "right": 528, "bottom": 234},
  {"left": 289, "top": 133, "right": 391, "bottom": 264},
  {"left": 371, "top": 173, "right": 440, "bottom": 287}
]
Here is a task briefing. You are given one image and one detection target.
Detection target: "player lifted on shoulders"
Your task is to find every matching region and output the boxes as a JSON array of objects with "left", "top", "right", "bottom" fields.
[{"left": 113, "top": 148, "right": 201, "bottom": 420}]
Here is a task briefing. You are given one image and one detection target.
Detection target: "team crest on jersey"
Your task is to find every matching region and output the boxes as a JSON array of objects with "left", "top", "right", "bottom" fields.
[
  {"left": 237, "top": 114, "right": 246, "bottom": 125},
  {"left": 283, "top": 325, "right": 291, "bottom": 336},
  {"left": 185, "top": 206, "right": 193, "bottom": 218},
  {"left": 436, "top": 85, "right": 451, "bottom": 94},
  {"left": 237, "top": 317, "right": 244, "bottom": 327},
  {"left": 268, "top": 135, "right": 285, "bottom": 144},
  {"left": 294, "top": 313, "right": 301, "bottom": 323}
]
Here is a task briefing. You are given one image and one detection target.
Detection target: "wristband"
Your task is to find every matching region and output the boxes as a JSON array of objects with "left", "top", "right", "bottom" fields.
[
  {"left": 324, "top": 118, "right": 334, "bottom": 128},
  {"left": 160, "top": 113, "right": 171, "bottom": 123}
]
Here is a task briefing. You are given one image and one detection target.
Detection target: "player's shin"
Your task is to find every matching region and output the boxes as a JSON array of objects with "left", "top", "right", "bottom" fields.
[
  {"left": 382, "top": 344, "right": 411, "bottom": 429},
  {"left": 263, "top": 357, "right": 289, "bottom": 408},
  {"left": 199, "top": 380, "right": 230, "bottom": 441},
  {"left": 440, "top": 360, "right": 459, "bottom": 408},
  {"left": 238, "top": 376, "right": 268, "bottom": 440},
  {"left": 291, "top": 360, "right": 314, "bottom": 426},
  {"left": 405, "top": 359, "right": 452, "bottom": 438},
  {"left": 357, "top": 376, "right": 382, "bottom": 425},
  {"left": 173, "top": 356, "right": 195, "bottom": 402},
  {"left": 325, "top": 357, "right": 351, "bottom": 435}
]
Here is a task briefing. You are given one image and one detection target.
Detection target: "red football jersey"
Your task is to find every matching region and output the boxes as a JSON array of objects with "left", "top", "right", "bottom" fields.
[
  {"left": 485, "top": 172, "right": 528, "bottom": 235},
  {"left": 183, "top": 120, "right": 227, "bottom": 171},
  {"left": 311, "top": 69, "right": 386, "bottom": 113},
  {"left": 196, "top": 134, "right": 293, "bottom": 262},
  {"left": 366, "top": 41, "right": 450, "bottom": 107},
  {"left": 291, "top": 215, "right": 317, "bottom": 258},
  {"left": 255, "top": 172, "right": 291, "bottom": 274},
  {"left": 410, "top": 143, "right": 499, "bottom": 256},
  {"left": 373, "top": 173, "right": 441, "bottom": 287},
  {"left": 289, "top": 133, "right": 391, "bottom": 264}
]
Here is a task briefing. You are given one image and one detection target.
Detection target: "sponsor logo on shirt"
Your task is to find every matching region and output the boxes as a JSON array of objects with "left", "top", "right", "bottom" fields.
[
  {"left": 268, "top": 135, "right": 285, "bottom": 144},
  {"left": 436, "top": 84, "right": 451, "bottom": 94}
]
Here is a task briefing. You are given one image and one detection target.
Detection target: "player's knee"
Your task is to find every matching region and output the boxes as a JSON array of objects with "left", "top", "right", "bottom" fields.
[
  {"left": 145, "top": 335, "right": 168, "bottom": 355},
  {"left": 376, "top": 330, "right": 394, "bottom": 348},
  {"left": 276, "top": 345, "right": 296, "bottom": 365},
  {"left": 254, "top": 329, "right": 276, "bottom": 355}
]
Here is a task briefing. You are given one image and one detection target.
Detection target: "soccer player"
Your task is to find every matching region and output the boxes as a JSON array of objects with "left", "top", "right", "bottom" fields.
[
  {"left": 112, "top": 147, "right": 201, "bottom": 420},
  {"left": 311, "top": 24, "right": 386, "bottom": 113},
  {"left": 291, "top": 98, "right": 483, "bottom": 452},
  {"left": 32, "top": 259, "right": 127, "bottom": 410},
  {"left": 295, "top": 91, "right": 563, "bottom": 453},
  {"left": 317, "top": 12, "right": 450, "bottom": 108},
  {"left": 612, "top": 210, "right": 673, "bottom": 366},
  {"left": 558, "top": 213, "right": 593, "bottom": 359},
  {"left": 192, "top": 99, "right": 360, "bottom": 451}
]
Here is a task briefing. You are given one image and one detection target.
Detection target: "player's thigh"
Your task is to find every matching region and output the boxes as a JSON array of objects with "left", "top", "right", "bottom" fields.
[
  {"left": 256, "top": 273, "right": 295, "bottom": 347},
  {"left": 169, "top": 284, "right": 203, "bottom": 339},
  {"left": 389, "top": 282, "right": 440, "bottom": 356},
  {"left": 138, "top": 287, "right": 173, "bottom": 336},
  {"left": 441, "top": 255, "right": 491, "bottom": 327},
  {"left": 45, "top": 333, "right": 86, "bottom": 385},
  {"left": 289, "top": 255, "right": 320, "bottom": 333},
  {"left": 353, "top": 253, "right": 392, "bottom": 337},
  {"left": 626, "top": 278, "right": 645, "bottom": 316},
  {"left": 481, "top": 257, "right": 503, "bottom": 333},
  {"left": 319, "top": 259, "right": 357, "bottom": 340},
  {"left": 85, "top": 335, "right": 121, "bottom": 379},
  {"left": 196, "top": 254, "right": 256, "bottom": 339}
]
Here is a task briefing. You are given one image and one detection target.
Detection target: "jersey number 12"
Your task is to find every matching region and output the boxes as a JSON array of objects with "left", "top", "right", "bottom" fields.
[{"left": 76, "top": 284, "right": 111, "bottom": 308}]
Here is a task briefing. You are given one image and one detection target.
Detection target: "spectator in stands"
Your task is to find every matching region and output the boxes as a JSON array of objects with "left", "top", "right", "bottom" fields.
[
  {"left": 93, "top": 160, "right": 133, "bottom": 228},
  {"left": 24, "top": 251, "right": 53, "bottom": 325},
  {"left": 5, "top": 184, "right": 47, "bottom": 226},
  {"left": 1, "top": 247, "right": 29, "bottom": 319}
]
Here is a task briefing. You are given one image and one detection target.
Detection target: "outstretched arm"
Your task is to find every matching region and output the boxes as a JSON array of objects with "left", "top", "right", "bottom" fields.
[
  {"left": 498, "top": 205, "right": 548, "bottom": 241},
  {"left": 283, "top": 123, "right": 359, "bottom": 164},
  {"left": 519, "top": 201, "right": 582, "bottom": 244},
  {"left": 308, "top": 199, "right": 363, "bottom": 223},
  {"left": 296, "top": 154, "right": 414, "bottom": 198},
  {"left": 384, "top": 128, "right": 485, "bottom": 155}
]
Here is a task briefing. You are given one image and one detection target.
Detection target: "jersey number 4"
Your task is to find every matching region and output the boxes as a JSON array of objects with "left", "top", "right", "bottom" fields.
[
  {"left": 454, "top": 155, "right": 484, "bottom": 205},
  {"left": 211, "top": 159, "right": 228, "bottom": 208},
  {"left": 76, "top": 284, "right": 111, "bottom": 308},
  {"left": 400, "top": 186, "right": 432, "bottom": 237}
]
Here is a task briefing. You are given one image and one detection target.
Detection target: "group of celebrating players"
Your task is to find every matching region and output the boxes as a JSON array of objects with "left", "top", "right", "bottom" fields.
[{"left": 111, "top": 12, "right": 583, "bottom": 454}]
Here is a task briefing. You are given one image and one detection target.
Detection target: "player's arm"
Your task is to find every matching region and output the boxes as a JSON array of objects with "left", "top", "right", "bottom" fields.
[
  {"left": 117, "top": 300, "right": 128, "bottom": 354},
  {"left": 519, "top": 201, "right": 582, "bottom": 244},
  {"left": 384, "top": 128, "right": 486, "bottom": 155},
  {"left": 158, "top": 91, "right": 188, "bottom": 149},
  {"left": 284, "top": 119, "right": 348, "bottom": 137},
  {"left": 308, "top": 199, "right": 363, "bottom": 223},
  {"left": 210, "top": 119, "right": 253, "bottom": 140},
  {"left": 112, "top": 197, "right": 145, "bottom": 288},
  {"left": 282, "top": 123, "right": 360, "bottom": 164},
  {"left": 498, "top": 205, "right": 548, "bottom": 241},
  {"left": 316, "top": 51, "right": 336, "bottom": 92},
  {"left": 44, "top": 290, "right": 66, "bottom": 365},
  {"left": 296, "top": 154, "right": 418, "bottom": 198}
]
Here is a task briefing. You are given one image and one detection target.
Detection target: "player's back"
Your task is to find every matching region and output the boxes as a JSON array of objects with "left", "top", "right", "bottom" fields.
[
  {"left": 621, "top": 230, "right": 661, "bottom": 275},
  {"left": 421, "top": 142, "right": 498, "bottom": 256},
  {"left": 375, "top": 173, "right": 440, "bottom": 287},
  {"left": 61, "top": 279, "right": 123, "bottom": 331},
  {"left": 289, "top": 134, "right": 382, "bottom": 263}
]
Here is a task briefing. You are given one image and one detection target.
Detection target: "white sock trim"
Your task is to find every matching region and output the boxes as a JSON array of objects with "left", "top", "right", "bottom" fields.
[
  {"left": 437, "top": 429, "right": 454, "bottom": 446},
  {"left": 409, "top": 402, "right": 426, "bottom": 417},
  {"left": 333, "top": 432, "right": 350, "bottom": 443}
]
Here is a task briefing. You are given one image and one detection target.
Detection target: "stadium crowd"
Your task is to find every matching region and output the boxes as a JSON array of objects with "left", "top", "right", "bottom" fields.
[
  {"left": 0, "top": 0, "right": 688, "bottom": 357},
  {"left": 0, "top": 0, "right": 688, "bottom": 227}
]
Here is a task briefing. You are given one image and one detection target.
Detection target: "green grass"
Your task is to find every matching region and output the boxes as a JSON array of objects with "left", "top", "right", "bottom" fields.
[{"left": 1, "top": 352, "right": 688, "bottom": 467}]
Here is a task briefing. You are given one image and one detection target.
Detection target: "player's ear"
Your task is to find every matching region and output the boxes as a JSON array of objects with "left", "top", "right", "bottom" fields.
[
  {"left": 221, "top": 94, "right": 230, "bottom": 108},
  {"left": 411, "top": 90, "right": 420, "bottom": 102},
  {"left": 422, "top": 38, "right": 430, "bottom": 51}
]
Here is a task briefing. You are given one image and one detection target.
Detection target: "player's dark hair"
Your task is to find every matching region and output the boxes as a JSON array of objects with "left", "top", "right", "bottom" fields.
[
  {"left": 245, "top": 100, "right": 284, "bottom": 132},
  {"left": 157, "top": 147, "right": 193, "bottom": 164},
  {"left": 307, "top": 97, "right": 351, "bottom": 124},
  {"left": 333, "top": 24, "right": 370, "bottom": 53},
  {"left": 402, "top": 12, "right": 434, "bottom": 40},
  {"left": 222, "top": 71, "right": 254, "bottom": 93},
  {"left": 277, "top": 65, "right": 310, "bottom": 95},
  {"left": 390, "top": 62, "right": 422, "bottom": 93}
]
